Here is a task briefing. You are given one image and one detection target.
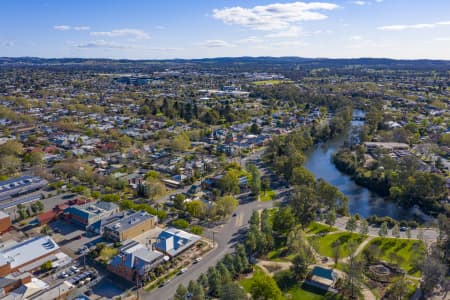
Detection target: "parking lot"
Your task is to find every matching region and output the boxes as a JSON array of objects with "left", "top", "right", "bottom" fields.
[{"left": 48, "top": 220, "right": 104, "bottom": 257}]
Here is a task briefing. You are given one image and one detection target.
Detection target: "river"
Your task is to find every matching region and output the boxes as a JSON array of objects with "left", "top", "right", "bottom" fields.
[{"left": 304, "top": 112, "right": 415, "bottom": 220}]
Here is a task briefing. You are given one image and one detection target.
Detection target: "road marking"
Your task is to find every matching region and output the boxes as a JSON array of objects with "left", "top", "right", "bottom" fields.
[{"left": 235, "top": 213, "right": 244, "bottom": 227}]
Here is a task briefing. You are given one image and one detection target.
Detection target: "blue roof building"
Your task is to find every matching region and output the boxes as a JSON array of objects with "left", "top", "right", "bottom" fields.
[
  {"left": 154, "top": 228, "right": 200, "bottom": 257},
  {"left": 108, "top": 241, "right": 164, "bottom": 282}
]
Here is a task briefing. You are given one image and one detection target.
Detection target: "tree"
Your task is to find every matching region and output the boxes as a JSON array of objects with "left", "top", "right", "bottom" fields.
[
  {"left": 190, "top": 225, "right": 203, "bottom": 235},
  {"left": 250, "top": 271, "right": 282, "bottom": 300},
  {"left": 290, "top": 185, "right": 318, "bottom": 229},
  {"left": 379, "top": 222, "right": 388, "bottom": 237},
  {"left": 437, "top": 213, "right": 449, "bottom": 243},
  {"left": 417, "top": 229, "right": 424, "bottom": 242},
  {"left": 385, "top": 276, "right": 408, "bottom": 300},
  {"left": 220, "top": 282, "right": 247, "bottom": 300},
  {"left": 172, "top": 132, "right": 191, "bottom": 151},
  {"left": 247, "top": 164, "right": 261, "bottom": 196},
  {"left": 174, "top": 193, "right": 186, "bottom": 210},
  {"left": 0, "top": 155, "right": 21, "bottom": 176},
  {"left": 291, "top": 166, "right": 315, "bottom": 186},
  {"left": 215, "top": 195, "right": 239, "bottom": 218},
  {"left": 0, "top": 140, "right": 23, "bottom": 156},
  {"left": 207, "top": 267, "right": 222, "bottom": 297},
  {"left": 187, "top": 200, "right": 206, "bottom": 219},
  {"left": 273, "top": 207, "right": 296, "bottom": 237},
  {"left": 40, "top": 261, "right": 52, "bottom": 272},
  {"left": 24, "top": 151, "right": 44, "bottom": 166},
  {"left": 250, "top": 122, "right": 261, "bottom": 134},
  {"left": 392, "top": 224, "right": 400, "bottom": 238},
  {"left": 174, "top": 284, "right": 188, "bottom": 300},
  {"left": 345, "top": 241, "right": 363, "bottom": 299},
  {"left": 188, "top": 280, "right": 205, "bottom": 300},
  {"left": 406, "top": 227, "right": 411, "bottom": 239},
  {"left": 171, "top": 219, "right": 189, "bottom": 229},
  {"left": 198, "top": 273, "right": 208, "bottom": 288},
  {"left": 332, "top": 241, "right": 341, "bottom": 267},
  {"left": 219, "top": 171, "right": 240, "bottom": 195},
  {"left": 40, "top": 225, "right": 51, "bottom": 235},
  {"left": 345, "top": 215, "right": 358, "bottom": 233},
  {"left": 325, "top": 209, "right": 336, "bottom": 227},
  {"left": 291, "top": 254, "right": 309, "bottom": 281},
  {"left": 359, "top": 219, "right": 369, "bottom": 236},
  {"left": 261, "top": 177, "right": 270, "bottom": 194},
  {"left": 421, "top": 254, "right": 446, "bottom": 297}
]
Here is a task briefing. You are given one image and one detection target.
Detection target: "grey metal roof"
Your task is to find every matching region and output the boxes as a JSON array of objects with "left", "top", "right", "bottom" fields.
[
  {"left": 0, "top": 236, "right": 59, "bottom": 269},
  {"left": 104, "top": 210, "right": 156, "bottom": 233}
]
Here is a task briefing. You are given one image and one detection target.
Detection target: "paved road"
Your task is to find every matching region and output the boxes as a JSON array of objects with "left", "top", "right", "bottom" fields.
[
  {"left": 142, "top": 199, "right": 273, "bottom": 300},
  {"left": 332, "top": 216, "right": 438, "bottom": 244},
  {"left": 143, "top": 149, "right": 291, "bottom": 299}
]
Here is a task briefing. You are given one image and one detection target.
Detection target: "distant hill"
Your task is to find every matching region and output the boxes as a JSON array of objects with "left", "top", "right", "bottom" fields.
[{"left": 1, "top": 56, "right": 449, "bottom": 72}]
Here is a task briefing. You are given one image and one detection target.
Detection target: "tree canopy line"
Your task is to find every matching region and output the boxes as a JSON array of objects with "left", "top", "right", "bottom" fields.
[
  {"left": 174, "top": 244, "right": 251, "bottom": 300},
  {"left": 333, "top": 147, "right": 447, "bottom": 213}
]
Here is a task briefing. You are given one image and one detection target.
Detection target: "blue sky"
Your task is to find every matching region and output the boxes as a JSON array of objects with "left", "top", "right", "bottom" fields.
[{"left": 1, "top": 0, "right": 450, "bottom": 59}]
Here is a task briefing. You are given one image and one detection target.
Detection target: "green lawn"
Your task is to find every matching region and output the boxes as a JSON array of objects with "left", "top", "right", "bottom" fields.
[
  {"left": 308, "top": 232, "right": 366, "bottom": 258},
  {"left": 363, "top": 237, "right": 426, "bottom": 276},
  {"left": 306, "top": 222, "right": 338, "bottom": 235},
  {"left": 260, "top": 189, "right": 276, "bottom": 202},
  {"left": 274, "top": 270, "right": 344, "bottom": 300},
  {"left": 267, "top": 247, "right": 296, "bottom": 262},
  {"left": 241, "top": 268, "right": 340, "bottom": 300}
]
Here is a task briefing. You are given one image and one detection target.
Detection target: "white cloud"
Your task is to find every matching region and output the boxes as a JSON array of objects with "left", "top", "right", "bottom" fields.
[
  {"left": 73, "top": 26, "right": 90, "bottom": 31},
  {"left": 155, "top": 25, "right": 165, "bottom": 30},
  {"left": 200, "top": 40, "right": 235, "bottom": 48},
  {"left": 54, "top": 25, "right": 71, "bottom": 31},
  {"left": 378, "top": 20, "right": 450, "bottom": 31},
  {"left": 270, "top": 40, "right": 309, "bottom": 47},
  {"left": 353, "top": 1, "right": 366, "bottom": 5},
  {"left": 236, "top": 36, "right": 263, "bottom": 44},
  {"left": 266, "top": 26, "right": 303, "bottom": 38},
  {"left": 434, "top": 37, "right": 450, "bottom": 41},
  {"left": 54, "top": 25, "right": 90, "bottom": 31},
  {"left": 73, "top": 40, "right": 130, "bottom": 49},
  {"left": 212, "top": 2, "right": 339, "bottom": 32},
  {"left": 90, "top": 29, "right": 150, "bottom": 39}
]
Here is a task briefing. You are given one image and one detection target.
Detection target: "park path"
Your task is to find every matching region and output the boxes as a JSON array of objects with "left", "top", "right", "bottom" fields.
[{"left": 341, "top": 236, "right": 374, "bottom": 263}]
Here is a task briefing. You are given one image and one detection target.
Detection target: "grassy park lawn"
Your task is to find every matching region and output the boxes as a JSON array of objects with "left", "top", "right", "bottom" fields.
[
  {"left": 363, "top": 237, "right": 425, "bottom": 276},
  {"left": 274, "top": 270, "right": 344, "bottom": 300},
  {"left": 260, "top": 189, "right": 276, "bottom": 202},
  {"left": 267, "top": 246, "right": 296, "bottom": 262},
  {"left": 308, "top": 232, "right": 366, "bottom": 258},
  {"left": 306, "top": 222, "right": 338, "bottom": 235},
  {"left": 241, "top": 268, "right": 340, "bottom": 300}
]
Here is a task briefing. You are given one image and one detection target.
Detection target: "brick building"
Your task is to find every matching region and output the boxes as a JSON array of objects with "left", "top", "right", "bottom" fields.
[
  {"left": 0, "top": 211, "right": 11, "bottom": 233},
  {"left": 103, "top": 211, "right": 157, "bottom": 242},
  {"left": 0, "top": 236, "right": 64, "bottom": 277}
]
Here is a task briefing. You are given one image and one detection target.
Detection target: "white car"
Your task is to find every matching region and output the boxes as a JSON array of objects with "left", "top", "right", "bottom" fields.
[
  {"left": 70, "top": 266, "right": 79, "bottom": 273},
  {"left": 194, "top": 257, "right": 202, "bottom": 263},
  {"left": 180, "top": 268, "right": 187, "bottom": 274}
]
